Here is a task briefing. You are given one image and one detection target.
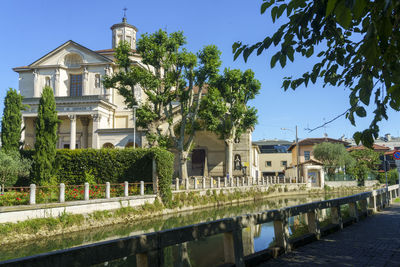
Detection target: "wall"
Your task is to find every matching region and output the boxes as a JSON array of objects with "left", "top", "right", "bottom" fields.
[
  {"left": 325, "top": 180, "right": 379, "bottom": 187},
  {"left": 0, "top": 195, "right": 155, "bottom": 224},
  {"left": 259, "top": 153, "right": 292, "bottom": 174}
]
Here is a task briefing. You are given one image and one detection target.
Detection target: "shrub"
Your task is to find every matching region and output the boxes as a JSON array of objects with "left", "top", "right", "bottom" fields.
[{"left": 21, "top": 147, "right": 174, "bottom": 205}]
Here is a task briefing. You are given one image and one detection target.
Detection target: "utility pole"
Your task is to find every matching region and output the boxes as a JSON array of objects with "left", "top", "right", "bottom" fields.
[{"left": 296, "top": 125, "right": 300, "bottom": 181}]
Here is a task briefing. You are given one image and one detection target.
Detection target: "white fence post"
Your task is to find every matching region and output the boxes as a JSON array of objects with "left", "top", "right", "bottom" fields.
[
  {"left": 59, "top": 183, "right": 65, "bottom": 203},
  {"left": 29, "top": 184, "right": 36, "bottom": 205},
  {"left": 186, "top": 178, "right": 190, "bottom": 191},
  {"left": 140, "top": 181, "right": 144, "bottom": 195},
  {"left": 194, "top": 177, "right": 198, "bottom": 190},
  {"left": 124, "top": 181, "right": 129, "bottom": 197},
  {"left": 175, "top": 178, "right": 180, "bottom": 191},
  {"left": 105, "top": 182, "right": 110, "bottom": 199},
  {"left": 210, "top": 177, "right": 214, "bottom": 188},
  {"left": 217, "top": 177, "right": 221, "bottom": 188},
  {"left": 84, "top": 182, "right": 89, "bottom": 201}
]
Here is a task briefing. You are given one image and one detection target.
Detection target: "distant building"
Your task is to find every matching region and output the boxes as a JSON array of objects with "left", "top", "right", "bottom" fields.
[
  {"left": 253, "top": 139, "right": 292, "bottom": 177},
  {"left": 286, "top": 137, "right": 349, "bottom": 187}
]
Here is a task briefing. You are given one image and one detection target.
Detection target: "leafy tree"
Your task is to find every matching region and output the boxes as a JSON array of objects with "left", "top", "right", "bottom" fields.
[
  {"left": 347, "top": 149, "right": 381, "bottom": 185},
  {"left": 1, "top": 88, "right": 25, "bottom": 152},
  {"left": 104, "top": 31, "right": 186, "bottom": 147},
  {"left": 0, "top": 150, "right": 31, "bottom": 193},
  {"left": 233, "top": 0, "right": 400, "bottom": 147},
  {"left": 378, "top": 168, "right": 398, "bottom": 185},
  {"left": 313, "top": 142, "right": 355, "bottom": 177},
  {"left": 32, "top": 86, "right": 59, "bottom": 185},
  {"left": 104, "top": 31, "right": 222, "bottom": 179},
  {"left": 200, "top": 68, "right": 260, "bottom": 176}
]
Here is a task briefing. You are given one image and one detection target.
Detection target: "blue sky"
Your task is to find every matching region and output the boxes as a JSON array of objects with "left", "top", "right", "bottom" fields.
[{"left": 1, "top": 0, "right": 399, "bottom": 142}]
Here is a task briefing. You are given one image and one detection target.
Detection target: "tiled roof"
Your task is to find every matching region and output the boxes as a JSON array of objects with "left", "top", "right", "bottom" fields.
[
  {"left": 288, "top": 138, "right": 349, "bottom": 151},
  {"left": 95, "top": 48, "right": 137, "bottom": 53},
  {"left": 347, "top": 144, "right": 390, "bottom": 152},
  {"left": 13, "top": 65, "right": 30, "bottom": 69}
]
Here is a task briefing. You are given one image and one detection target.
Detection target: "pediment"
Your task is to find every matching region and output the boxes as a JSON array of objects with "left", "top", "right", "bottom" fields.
[{"left": 29, "top": 40, "right": 113, "bottom": 67}]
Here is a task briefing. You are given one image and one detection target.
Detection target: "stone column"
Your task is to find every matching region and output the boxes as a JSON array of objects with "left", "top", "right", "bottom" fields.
[
  {"left": 140, "top": 181, "right": 144, "bottom": 195},
  {"left": 69, "top": 114, "right": 76, "bottom": 150},
  {"left": 33, "top": 69, "right": 40, "bottom": 97},
  {"left": 84, "top": 182, "right": 89, "bottom": 201},
  {"left": 273, "top": 218, "right": 290, "bottom": 252},
  {"left": 59, "top": 183, "right": 65, "bottom": 203},
  {"left": 80, "top": 117, "right": 90, "bottom": 148},
  {"left": 223, "top": 230, "right": 244, "bottom": 266},
  {"left": 331, "top": 206, "right": 343, "bottom": 229},
  {"left": 349, "top": 202, "right": 359, "bottom": 222},
  {"left": 124, "top": 181, "right": 129, "bottom": 197},
  {"left": 82, "top": 67, "right": 89, "bottom": 95},
  {"left": 106, "top": 182, "right": 111, "bottom": 199},
  {"left": 307, "top": 210, "right": 320, "bottom": 239},
  {"left": 21, "top": 117, "right": 26, "bottom": 147},
  {"left": 54, "top": 68, "right": 60, "bottom": 96},
  {"left": 29, "top": 184, "right": 36, "bottom": 205},
  {"left": 91, "top": 114, "right": 101, "bottom": 149}
]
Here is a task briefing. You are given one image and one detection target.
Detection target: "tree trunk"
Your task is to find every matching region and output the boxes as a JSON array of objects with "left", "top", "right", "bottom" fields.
[
  {"left": 225, "top": 139, "right": 234, "bottom": 178},
  {"left": 179, "top": 151, "right": 189, "bottom": 180}
]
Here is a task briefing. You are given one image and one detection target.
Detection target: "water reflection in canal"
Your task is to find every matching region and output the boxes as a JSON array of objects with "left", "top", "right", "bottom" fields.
[{"left": 1, "top": 192, "right": 352, "bottom": 264}]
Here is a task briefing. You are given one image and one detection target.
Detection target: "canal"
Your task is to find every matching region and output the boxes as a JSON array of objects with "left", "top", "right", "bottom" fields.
[{"left": 0, "top": 192, "right": 354, "bottom": 265}]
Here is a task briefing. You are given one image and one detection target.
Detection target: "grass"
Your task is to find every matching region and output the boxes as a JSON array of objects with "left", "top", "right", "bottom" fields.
[{"left": 394, "top": 198, "right": 400, "bottom": 203}]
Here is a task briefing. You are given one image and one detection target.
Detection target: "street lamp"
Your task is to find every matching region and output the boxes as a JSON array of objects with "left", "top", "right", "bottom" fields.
[
  {"left": 132, "top": 105, "right": 139, "bottom": 149},
  {"left": 281, "top": 126, "right": 300, "bottom": 182}
]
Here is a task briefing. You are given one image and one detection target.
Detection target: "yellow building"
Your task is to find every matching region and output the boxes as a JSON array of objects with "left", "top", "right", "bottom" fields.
[
  {"left": 253, "top": 139, "right": 292, "bottom": 177},
  {"left": 286, "top": 137, "right": 349, "bottom": 187}
]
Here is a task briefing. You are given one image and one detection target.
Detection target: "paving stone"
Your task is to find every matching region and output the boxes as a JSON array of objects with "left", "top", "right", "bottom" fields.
[{"left": 258, "top": 203, "right": 400, "bottom": 266}]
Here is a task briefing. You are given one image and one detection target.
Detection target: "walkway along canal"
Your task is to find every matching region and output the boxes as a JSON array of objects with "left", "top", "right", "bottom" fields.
[{"left": 1, "top": 185, "right": 397, "bottom": 266}]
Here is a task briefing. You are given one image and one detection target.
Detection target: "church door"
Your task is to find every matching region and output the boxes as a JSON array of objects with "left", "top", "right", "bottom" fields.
[{"left": 191, "top": 149, "right": 205, "bottom": 176}]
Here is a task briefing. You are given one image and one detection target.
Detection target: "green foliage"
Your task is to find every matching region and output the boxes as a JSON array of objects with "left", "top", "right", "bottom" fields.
[
  {"left": 152, "top": 148, "right": 174, "bottom": 206},
  {"left": 234, "top": 0, "right": 400, "bottom": 147},
  {"left": 1, "top": 88, "right": 25, "bottom": 152},
  {"left": 200, "top": 68, "right": 260, "bottom": 141},
  {"left": 313, "top": 142, "right": 355, "bottom": 176},
  {"left": 22, "top": 147, "right": 174, "bottom": 205},
  {"left": 0, "top": 150, "right": 31, "bottom": 191},
  {"left": 378, "top": 169, "right": 398, "bottom": 185},
  {"left": 32, "top": 86, "right": 59, "bottom": 185},
  {"left": 347, "top": 149, "right": 381, "bottom": 185}
]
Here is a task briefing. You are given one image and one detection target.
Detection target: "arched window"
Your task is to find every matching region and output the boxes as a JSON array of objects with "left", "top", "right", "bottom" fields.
[
  {"left": 102, "top": 142, "right": 115, "bottom": 149},
  {"left": 64, "top": 53, "right": 83, "bottom": 67}
]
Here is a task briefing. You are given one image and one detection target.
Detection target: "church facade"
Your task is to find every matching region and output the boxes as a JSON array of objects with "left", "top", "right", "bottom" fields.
[{"left": 13, "top": 18, "right": 259, "bottom": 178}]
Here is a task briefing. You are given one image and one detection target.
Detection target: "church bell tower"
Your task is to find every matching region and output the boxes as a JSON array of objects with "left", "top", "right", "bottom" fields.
[{"left": 111, "top": 9, "right": 138, "bottom": 50}]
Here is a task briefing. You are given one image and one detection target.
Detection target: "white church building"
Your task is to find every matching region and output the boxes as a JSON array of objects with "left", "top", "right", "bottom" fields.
[
  {"left": 14, "top": 18, "right": 143, "bottom": 150},
  {"left": 13, "top": 17, "right": 260, "bottom": 179}
]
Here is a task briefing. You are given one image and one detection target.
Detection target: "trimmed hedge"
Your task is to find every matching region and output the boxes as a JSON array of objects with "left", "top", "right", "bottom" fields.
[
  {"left": 20, "top": 148, "right": 173, "bottom": 184},
  {"left": 20, "top": 147, "right": 174, "bottom": 204}
]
